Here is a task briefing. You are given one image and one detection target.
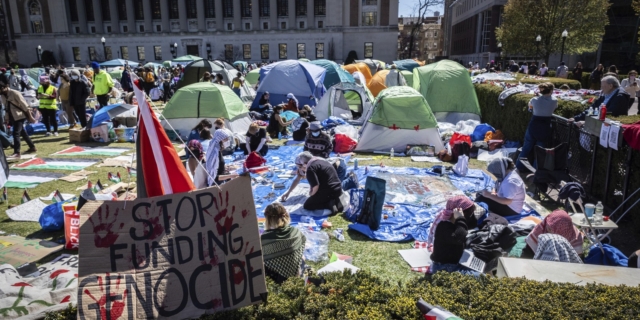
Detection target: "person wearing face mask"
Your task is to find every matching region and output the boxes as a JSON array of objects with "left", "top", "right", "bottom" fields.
[
  {"left": 213, "top": 118, "right": 236, "bottom": 155},
  {"left": 267, "top": 105, "right": 293, "bottom": 138},
  {"left": 245, "top": 123, "right": 268, "bottom": 156},
  {"left": 69, "top": 70, "right": 90, "bottom": 128},
  {"left": 36, "top": 75, "right": 59, "bottom": 136},
  {"left": 621, "top": 70, "right": 640, "bottom": 110},
  {"left": 475, "top": 157, "right": 526, "bottom": 217},
  {"left": 0, "top": 82, "right": 37, "bottom": 159},
  {"left": 304, "top": 121, "right": 333, "bottom": 158}
]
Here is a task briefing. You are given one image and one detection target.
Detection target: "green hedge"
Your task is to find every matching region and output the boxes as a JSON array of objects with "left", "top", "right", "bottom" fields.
[{"left": 46, "top": 272, "right": 640, "bottom": 319}]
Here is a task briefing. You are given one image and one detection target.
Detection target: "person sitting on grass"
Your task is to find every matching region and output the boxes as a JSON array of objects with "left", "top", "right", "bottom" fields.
[
  {"left": 213, "top": 118, "right": 236, "bottom": 155},
  {"left": 187, "top": 119, "right": 213, "bottom": 176},
  {"left": 267, "top": 105, "right": 292, "bottom": 139},
  {"left": 428, "top": 195, "right": 481, "bottom": 277},
  {"left": 476, "top": 157, "right": 525, "bottom": 217},
  {"left": 245, "top": 123, "right": 268, "bottom": 156},
  {"left": 522, "top": 210, "right": 584, "bottom": 259},
  {"left": 281, "top": 151, "right": 345, "bottom": 213},
  {"left": 260, "top": 203, "right": 306, "bottom": 284},
  {"left": 291, "top": 110, "right": 310, "bottom": 141},
  {"left": 304, "top": 121, "right": 333, "bottom": 158}
]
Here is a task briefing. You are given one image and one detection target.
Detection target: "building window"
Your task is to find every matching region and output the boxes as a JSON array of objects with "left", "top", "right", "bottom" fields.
[
  {"left": 362, "top": 12, "right": 377, "bottom": 26},
  {"left": 433, "top": 42, "right": 437, "bottom": 48},
  {"left": 69, "top": 0, "right": 79, "bottom": 22},
  {"left": 169, "top": 0, "right": 179, "bottom": 19},
  {"left": 88, "top": 47, "right": 97, "bottom": 61},
  {"left": 317, "top": 21, "right": 323, "bottom": 28},
  {"left": 227, "top": 23, "right": 233, "bottom": 30},
  {"left": 261, "top": 44, "right": 269, "bottom": 59},
  {"left": 315, "top": 43, "right": 324, "bottom": 59},
  {"left": 263, "top": 22, "right": 269, "bottom": 29},
  {"left": 245, "top": 22, "right": 251, "bottom": 30},
  {"left": 137, "top": 46, "right": 145, "bottom": 60},
  {"left": 241, "top": 0, "right": 252, "bottom": 17},
  {"left": 277, "top": 0, "right": 288, "bottom": 16},
  {"left": 73, "top": 47, "right": 81, "bottom": 61},
  {"left": 362, "top": 0, "right": 377, "bottom": 5},
  {"left": 434, "top": 31, "right": 438, "bottom": 37},
  {"left": 223, "top": 0, "right": 233, "bottom": 18},
  {"left": 297, "top": 43, "right": 305, "bottom": 58},
  {"left": 279, "top": 43, "right": 287, "bottom": 59},
  {"left": 105, "top": 46, "right": 113, "bottom": 60},
  {"left": 152, "top": 0, "right": 161, "bottom": 19},
  {"left": 121, "top": 46, "right": 129, "bottom": 59},
  {"left": 205, "top": 0, "right": 215, "bottom": 18},
  {"left": 101, "top": 0, "right": 111, "bottom": 21},
  {"left": 243, "top": 44, "right": 251, "bottom": 59},
  {"left": 364, "top": 42, "right": 373, "bottom": 58},
  {"left": 314, "top": 0, "right": 326, "bottom": 15},
  {"left": 134, "top": 0, "right": 144, "bottom": 20},
  {"left": 280, "top": 22, "right": 287, "bottom": 29},
  {"left": 28, "top": 0, "right": 44, "bottom": 33},
  {"left": 154, "top": 46, "right": 162, "bottom": 60},
  {"left": 85, "top": 0, "right": 95, "bottom": 21},
  {"left": 259, "top": 0, "right": 270, "bottom": 17},
  {"left": 225, "top": 44, "right": 233, "bottom": 60},
  {"left": 139, "top": 25, "right": 144, "bottom": 32},
  {"left": 187, "top": 0, "right": 197, "bottom": 19},
  {"left": 118, "top": 0, "right": 127, "bottom": 21},
  {"left": 156, "top": 25, "right": 161, "bottom": 31},
  {"left": 75, "top": 26, "right": 80, "bottom": 33},
  {"left": 106, "top": 26, "right": 112, "bottom": 33},
  {"left": 299, "top": 21, "right": 305, "bottom": 28},
  {"left": 122, "top": 25, "right": 128, "bottom": 32},
  {"left": 295, "top": 0, "right": 306, "bottom": 16}
]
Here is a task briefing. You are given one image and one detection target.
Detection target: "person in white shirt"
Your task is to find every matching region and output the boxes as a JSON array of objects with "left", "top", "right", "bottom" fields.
[
  {"left": 620, "top": 70, "right": 640, "bottom": 109},
  {"left": 475, "top": 157, "right": 526, "bottom": 217},
  {"left": 519, "top": 62, "right": 529, "bottom": 74},
  {"left": 385, "top": 64, "right": 407, "bottom": 87},
  {"left": 539, "top": 63, "right": 549, "bottom": 76},
  {"left": 556, "top": 62, "right": 569, "bottom": 79}
]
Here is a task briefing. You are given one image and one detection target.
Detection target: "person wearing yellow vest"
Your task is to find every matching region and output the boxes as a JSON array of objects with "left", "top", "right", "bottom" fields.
[
  {"left": 37, "top": 75, "right": 59, "bottom": 136},
  {"left": 91, "top": 61, "right": 114, "bottom": 109},
  {"left": 232, "top": 72, "right": 244, "bottom": 97}
]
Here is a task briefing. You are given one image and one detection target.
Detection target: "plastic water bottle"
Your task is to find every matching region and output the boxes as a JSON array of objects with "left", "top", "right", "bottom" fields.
[
  {"left": 587, "top": 107, "right": 593, "bottom": 116},
  {"left": 594, "top": 106, "right": 599, "bottom": 117},
  {"left": 354, "top": 158, "right": 359, "bottom": 171},
  {"left": 390, "top": 148, "right": 394, "bottom": 159},
  {"left": 595, "top": 201, "right": 604, "bottom": 225}
]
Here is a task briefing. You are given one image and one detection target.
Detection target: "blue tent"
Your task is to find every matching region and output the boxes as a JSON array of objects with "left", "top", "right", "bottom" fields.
[
  {"left": 309, "top": 59, "right": 355, "bottom": 89},
  {"left": 253, "top": 60, "right": 326, "bottom": 109},
  {"left": 90, "top": 103, "right": 135, "bottom": 128},
  {"left": 393, "top": 59, "right": 420, "bottom": 72},
  {"left": 100, "top": 59, "right": 140, "bottom": 68}
]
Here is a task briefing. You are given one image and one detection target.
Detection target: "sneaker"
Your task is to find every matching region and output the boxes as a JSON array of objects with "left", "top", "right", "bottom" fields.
[
  {"left": 45, "top": 132, "right": 51, "bottom": 137},
  {"left": 25, "top": 148, "right": 37, "bottom": 154},
  {"left": 6, "top": 153, "right": 20, "bottom": 160},
  {"left": 53, "top": 132, "right": 59, "bottom": 137}
]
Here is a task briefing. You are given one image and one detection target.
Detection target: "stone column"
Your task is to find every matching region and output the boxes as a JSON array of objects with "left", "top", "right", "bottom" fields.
[
  {"left": 108, "top": 0, "right": 120, "bottom": 33},
  {"left": 252, "top": 0, "right": 259, "bottom": 30},
  {"left": 143, "top": 0, "right": 153, "bottom": 32},
  {"left": 270, "top": 0, "right": 277, "bottom": 30},
  {"left": 76, "top": 0, "right": 88, "bottom": 33},
  {"left": 178, "top": 0, "right": 188, "bottom": 31},
  {"left": 288, "top": 0, "right": 295, "bottom": 30},
  {"left": 160, "top": 0, "right": 170, "bottom": 32},
  {"left": 92, "top": 0, "right": 104, "bottom": 33},
  {"left": 125, "top": 0, "right": 136, "bottom": 33},
  {"left": 233, "top": 0, "right": 241, "bottom": 31},
  {"left": 307, "top": 0, "right": 314, "bottom": 29},
  {"left": 215, "top": 0, "right": 223, "bottom": 31},
  {"left": 197, "top": 0, "right": 206, "bottom": 31}
]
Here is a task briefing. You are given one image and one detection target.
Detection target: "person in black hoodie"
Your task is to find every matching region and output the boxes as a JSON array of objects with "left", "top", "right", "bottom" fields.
[
  {"left": 570, "top": 75, "right": 630, "bottom": 126},
  {"left": 120, "top": 68, "right": 133, "bottom": 92},
  {"left": 68, "top": 70, "right": 90, "bottom": 128}
]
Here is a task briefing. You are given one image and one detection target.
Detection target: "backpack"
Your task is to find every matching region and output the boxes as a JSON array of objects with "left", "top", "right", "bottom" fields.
[{"left": 356, "top": 176, "right": 386, "bottom": 231}]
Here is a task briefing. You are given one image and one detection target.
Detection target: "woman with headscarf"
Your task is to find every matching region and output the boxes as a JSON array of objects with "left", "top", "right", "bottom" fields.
[
  {"left": 284, "top": 93, "right": 299, "bottom": 112},
  {"left": 524, "top": 210, "right": 584, "bottom": 259},
  {"left": 206, "top": 129, "right": 231, "bottom": 186},
  {"left": 476, "top": 157, "right": 526, "bottom": 217},
  {"left": 428, "top": 195, "right": 481, "bottom": 277}
]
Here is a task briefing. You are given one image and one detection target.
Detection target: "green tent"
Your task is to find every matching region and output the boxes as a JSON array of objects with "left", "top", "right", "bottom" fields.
[
  {"left": 27, "top": 68, "right": 43, "bottom": 82},
  {"left": 412, "top": 59, "right": 481, "bottom": 122},
  {"left": 108, "top": 69, "right": 123, "bottom": 80},
  {"left": 298, "top": 58, "right": 310, "bottom": 62},
  {"left": 160, "top": 82, "right": 252, "bottom": 139},
  {"left": 309, "top": 59, "right": 355, "bottom": 88},
  {"left": 401, "top": 70, "right": 414, "bottom": 87},
  {"left": 163, "top": 60, "right": 172, "bottom": 68},
  {"left": 246, "top": 68, "right": 260, "bottom": 86},
  {"left": 173, "top": 55, "right": 202, "bottom": 63}
]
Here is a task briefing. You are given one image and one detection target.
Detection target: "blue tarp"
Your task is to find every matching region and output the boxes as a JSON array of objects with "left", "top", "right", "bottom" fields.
[
  {"left": 392, "top": 59, "right": 420, "bottom": 72},
  {"left": 309, "top": 59, "right": 355, "bottom": 89},
  {"left": 253, "top": 60, "right": 326, "bottom": 109},
  {"left": 90, "top": 103, "right": 135, "bottom": 128}
]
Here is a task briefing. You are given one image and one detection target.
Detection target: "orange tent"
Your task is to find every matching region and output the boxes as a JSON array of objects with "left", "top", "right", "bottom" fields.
[
  {"left": 368, "top": 70, "right": 390, "bottom": 97},
  {"left": 342, "top": 62, "right": 373, "bottom": 85}
]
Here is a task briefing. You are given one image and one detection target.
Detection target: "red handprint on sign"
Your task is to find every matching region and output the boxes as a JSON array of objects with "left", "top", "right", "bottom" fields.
[
  {"left": 211, "top": 191, "right": 236, "bottom": 235},
  {"left": 89, "top": 205, "right": 124, "bottom": 248},
  {"left": 199, "top": 234, "right": 219, "bottom": 266},
  {"left": 84, "top": 273, "right": 128, "bottom": 320},
  {"left": 142, "top": 205, "right": 165, "bottom": 240}
]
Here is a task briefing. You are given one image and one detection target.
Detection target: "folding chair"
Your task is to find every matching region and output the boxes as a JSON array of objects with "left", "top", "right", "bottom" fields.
[
  {"left": 558, "top": 182, "right": 606, "bottom": 254},
  {"left": 519, "top": 143, "right": 572, "bottom": 201}
]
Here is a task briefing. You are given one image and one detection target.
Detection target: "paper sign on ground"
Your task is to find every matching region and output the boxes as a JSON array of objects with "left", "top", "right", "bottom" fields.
[
  {"left": 410, "top": 156, "right": 442, "bottom": 163},
  {"left": 0, "top": 236, "right": 63, "bottom": 267},
  {"left": 608, "top": 124, "right": 620, "bottom": 151},
  {"left": 274, "top": 183, "right": 332, "bottom": 217},
  {"left": 77, "top": 175, "right": 267, "bottom": 320},
  {"left": 5, "top": 199, "right": 48, "bottom": 222},
  {"left": 600, "top": 123, "right": 610, "bottom": 148},
  {"left": 0, "top": 254, "right": 79, "bottom": 320},
  {"left": 477, "top": 148, "right": 518, "bottom": 162},
  {"left": 398, "top": 248, "right": 432, "bottom": 268},
  {"left": 317, "top": 260, "right": 360, "bottom": 275}
]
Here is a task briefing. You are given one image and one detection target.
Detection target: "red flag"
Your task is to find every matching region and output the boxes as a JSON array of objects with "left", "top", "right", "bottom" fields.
[{"left": 133, "top": 80, "right": 194, "bottom": 197}]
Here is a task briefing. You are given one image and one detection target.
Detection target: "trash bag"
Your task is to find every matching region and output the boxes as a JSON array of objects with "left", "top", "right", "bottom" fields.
[
  {"left": 39, "top": 202, "right": 65, "bottom": 232},
  {"left": 455, "top": 120, "right": 480, "bottom": 135},
  {"left": 299, "top": 228, "right": 329, "bottom": 262},
  {"left": 453, "top": 155, "right": 469, "bottom": 176},
  {"left": 334, "top": 133, "right": 357, "bottom": 153}
]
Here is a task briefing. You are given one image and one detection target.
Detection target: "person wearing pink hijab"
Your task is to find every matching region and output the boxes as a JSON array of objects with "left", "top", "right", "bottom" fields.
[{"left": 525, "top": 209, "right": 584, "bottom": 255}]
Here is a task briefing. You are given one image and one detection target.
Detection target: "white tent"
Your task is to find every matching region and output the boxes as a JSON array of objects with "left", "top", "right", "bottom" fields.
[
  {"left": 314, "top": 83, "right": 374, "bottom": 125},
  {"left": 355, "top": 86, "right": 445, "bottom": 153}
]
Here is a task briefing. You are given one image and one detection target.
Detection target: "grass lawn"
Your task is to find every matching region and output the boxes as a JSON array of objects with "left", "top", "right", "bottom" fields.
[{"left": 0, "top": 125, "right": 559, "bottom": 285}]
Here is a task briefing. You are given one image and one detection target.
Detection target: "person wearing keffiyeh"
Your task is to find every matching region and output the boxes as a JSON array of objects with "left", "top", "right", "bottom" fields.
[
  {"left": 525, "top": 209, "right": 584, "bottom": 255},
  {"left": 205, "top": 129, "right": 231, "bottom": 186}
]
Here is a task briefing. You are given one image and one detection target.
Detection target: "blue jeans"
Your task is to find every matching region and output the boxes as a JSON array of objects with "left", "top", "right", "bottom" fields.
[
  {"left": 429, "top": 262, "right": 481, "bottom": 277},
  {"left": 516, "top": 125, "right": 547, "bottom": 172},
  {"left": 233, "top": 88, "right": 241, "bottom": 97},
  {"left": 331, "top": 158, "right": 358, "bottom": 191}
]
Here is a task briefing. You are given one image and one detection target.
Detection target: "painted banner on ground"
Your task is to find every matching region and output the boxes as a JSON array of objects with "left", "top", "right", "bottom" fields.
[{"left": 77, "top": 175, "right": 267, "bottom": 320}]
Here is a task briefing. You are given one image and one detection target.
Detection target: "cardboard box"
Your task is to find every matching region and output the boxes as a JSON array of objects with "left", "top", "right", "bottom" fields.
[{"left": 69, "top": 129, "right": 90, "bottom": 143}]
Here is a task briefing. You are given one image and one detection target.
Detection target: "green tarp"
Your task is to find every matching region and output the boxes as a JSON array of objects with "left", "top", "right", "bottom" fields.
[
  {"left": 412, "top": 60, "right": 481, "bottom": 115},
  {"left": 162, "top": 82, "right": 246, "bottom": 119},
  {"left": 173, "top": 55, "right": 202, "bottom": 62},
  {"left": 369, "top": 86, "right": 437, "bottom": 129},
  {"left": 246, "top": 68, "right": 260, "bottom": 85}
]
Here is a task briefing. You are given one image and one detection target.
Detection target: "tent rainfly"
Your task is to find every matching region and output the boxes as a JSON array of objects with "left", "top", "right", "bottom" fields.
[
  {"left": 253, "top": 60, "right": 326, "bottom": 110},
  {"left": 314, "top": 82, "right": 374, "bottom": 125},
  {"left": 177, "top": 59, "right": 256, "bottom": 103},
  {"left": 310, "top": 59, "right": 355, "bottom": 89}
]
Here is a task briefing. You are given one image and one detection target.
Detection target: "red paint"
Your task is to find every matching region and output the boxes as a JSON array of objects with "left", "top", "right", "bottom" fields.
[
  {"left": 11, "top": 282, "right": 32, "bottom": 287},
  {"left": 213, "top": 191, "right": 235, "bottom": 235},
  {"left": 414, "top": 125, "right": 420, "bottom": 131},
  {"left": 241, "top": 209, "right": 248, "bottom": 218},
  {"left": 60, "top": 295, "right": 71, "bottom": 303},
  {"left": 212, "top": 298, "right": 222, "bottom": 309},
  {"left": 144, "top": 206, "right": 165, "bottom": 240},
  {"left": 232, "top": 261, "right": 246, "bottom": 285},
  {"left": 85, "top": 273, "right": 128, "bottom": 320},
  {"left": 50, "top": 269, "right": 69, "bottom": 279},
  {"left": 90, "top": 206, "right": 124, "bottom": 248},
  {"left": 389, "top": 124, "right": 399, "bottom": 130}
]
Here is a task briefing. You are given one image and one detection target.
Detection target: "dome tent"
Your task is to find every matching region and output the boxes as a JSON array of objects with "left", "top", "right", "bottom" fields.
[
  {"left": 412, "top": 59, "right": 481, "bottom": 123},
  {"left": 246, "top": 68, "right": 261, "bottom": 86},
  {"left": 342, "top": 63, "right": 372, "bottom": 85},
  {"left": 309, "top": 59, "right": 355, "bottom": 88},
  {"left": 253, "top": 60, "right": 326, "bottom": 110},
  {"left": 160, "top": 82, "right": 252, "bottom": 139},
  {"left": 314, "top": 82, "right": 374, "bottom": 125},
  {"left": 355, "top": 86, "right": 444, "bottom": 153},
  {"left": 178, "top": 59, "right": 256, "bottom": 103},
  {"left": 392, "top": 59, "right": 420, "bottom": 72},
  {"left": 368, "top": 69, "right": 390, "bottom": 97}
]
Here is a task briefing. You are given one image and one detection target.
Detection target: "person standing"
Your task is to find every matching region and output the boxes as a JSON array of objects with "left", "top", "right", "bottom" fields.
[
  {"left": 120, "top": 68, "right": 133, "bottom": 93},
  {"left": 0, "top": 82, "right": 36, "bottom": 159},
  {"left": 69, "top": 70, "right": 90, "bottom": 128},
  {"left": 7, "top": 70, "right": 20, "bottom": 91},
  {"left": 58, "top": 74, "right": 74, "bottom": 128},
  {"left": 620, "top": 70, "right": 640, "bottom": 110},
  {"left": 604, "top": 65, "right": 619, "bottom": 79},
  {"left": 556, "top": 62, "right": 568, "bottom": 79},
  {"left": 91, "top": 62, "right": 114, "bottom": 109},
  {"left": 572, "top": 62, "right": 583, "bottom": 81},
  {"left": 516, "top": 82, "right": 558, "bottom": 171},
  {"left": 37, "top": 76, "right": 59, "bottom": 136},
  {"left": 590, "top": 64, "right": 604, "bottom": 89},
  {"left": 385, "top": 64, "right": 407, "bottom": 87},
  {"left": 231, "top": 72, "right": 244, "bottom": 97}
]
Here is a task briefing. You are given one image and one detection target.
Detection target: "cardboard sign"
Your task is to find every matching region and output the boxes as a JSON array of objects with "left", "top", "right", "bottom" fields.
[
  {"left": 77, "top": 175, "right": 267, "bottom": 320},
  {"left": 0, "top": 236, "right": 63, "bottom": 267}
]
